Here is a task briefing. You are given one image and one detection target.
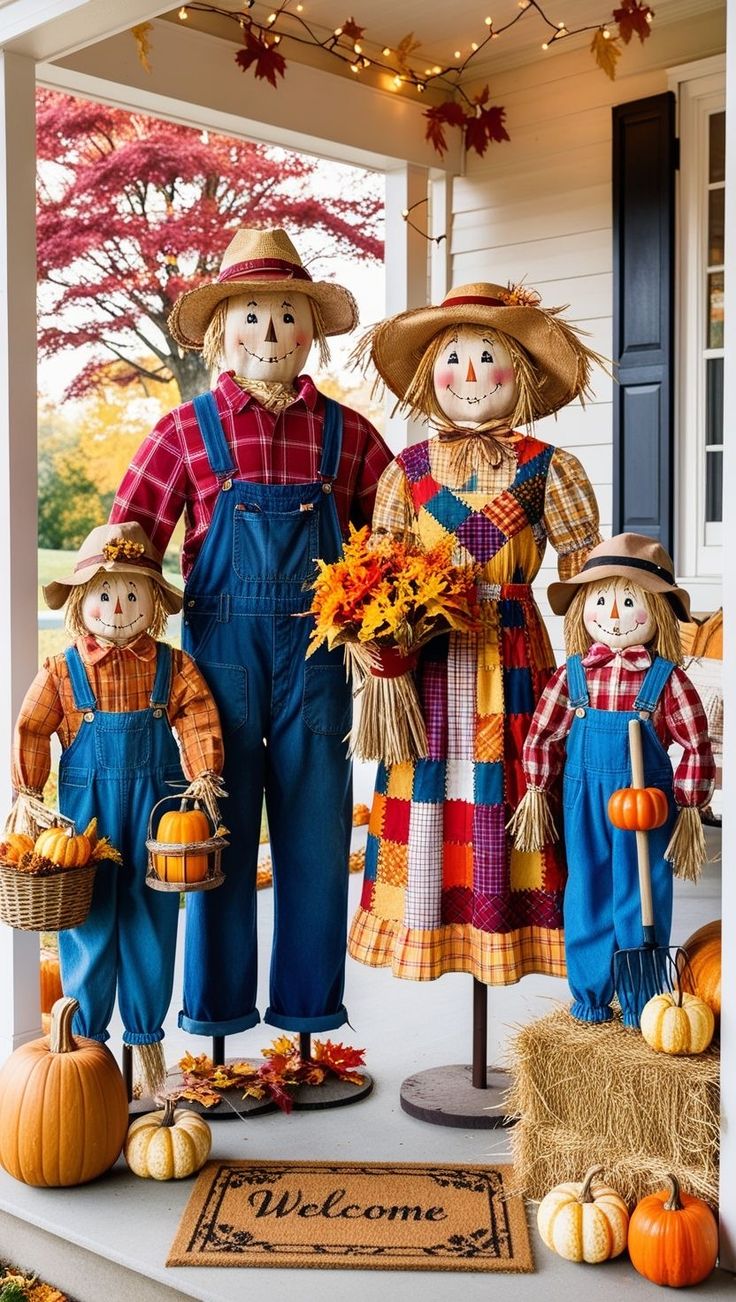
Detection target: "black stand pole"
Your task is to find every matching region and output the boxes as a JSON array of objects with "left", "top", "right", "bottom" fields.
[
  {"left": 122, "top": 1043, "right": 133, "bottom": 1102},
  {"left": 212, "top": 1034, "right": 225, "bottom": 1066},
  {"left": 472, "top": 977, "right": 488, "bottom": 1090}
]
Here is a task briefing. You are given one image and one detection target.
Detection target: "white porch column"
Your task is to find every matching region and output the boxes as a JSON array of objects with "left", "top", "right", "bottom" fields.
[
  {"left": 383, "top": 164, "right": 429, "bottom": 451},
  {"left": 0, "top": 49, "right": 42, "bottom": 1055},
  {"left": 719, "top": 0, "right": 736, "bottom": 1271}
]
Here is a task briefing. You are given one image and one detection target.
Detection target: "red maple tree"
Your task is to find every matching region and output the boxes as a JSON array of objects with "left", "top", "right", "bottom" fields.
[{"left": 37, "top": 89, "right": 383, "bottom": 403}]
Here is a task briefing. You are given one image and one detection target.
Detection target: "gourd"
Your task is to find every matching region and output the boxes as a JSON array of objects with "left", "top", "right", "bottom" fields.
[
  {"left": 0, "top": 834, "right": 34, "bottom": 864},
  {"left": 0, "top": 996, "right": 128, "bottom": 1186},
  {"left": 608, "top": 785, "right": 668, "bottom": 831},
  {"left": 640, "top": 990, "right": 715, "bottom": 1055},
  {"left": 536, "top": 1165, "right": 629, "bottom": 1263},
  {"left": 124, "top": 1097, "right": 211, "bottom": 1180},
  {"left": 154, "top": 805, "right": 211, "bottom": 883},
  {"left": 628, "top": 1174, "right": 718, "bottom": 1287},
  {"left": 34, "top": 818, "right": 98, "bottom": 869},
  {"left": 680, "top": 920, "right": 721, "bottom": 1021}
]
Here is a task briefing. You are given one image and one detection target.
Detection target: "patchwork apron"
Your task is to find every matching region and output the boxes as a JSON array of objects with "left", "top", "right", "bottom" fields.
[
  {"left": 57, "top": 643, "right": 182, "bottom": 1045},
  {"left": 179, "top": 390, "right": 352, "bottom": 1036}
]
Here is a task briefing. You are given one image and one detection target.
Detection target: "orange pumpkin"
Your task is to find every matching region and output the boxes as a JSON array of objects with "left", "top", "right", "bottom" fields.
[
  {"left": 39, "top": 948, "right": 63, "bottom": 1014},
  {"left": 608, "top": 786, "right": 669, "bottom": 831},
  {"left": 628, "top": 1174, "right": 719, "bottom": 1287},
  {"left": 154, "top": 806, "right": 211, "bottom": 883},
  {"left": 34, "top": 822, "right": 93, "bottom": 868},
  {"left": 680, "top": 920, "right": 721, "bottom": 1022},
  {"left": 0, "top": 996, "right": 128, "bottom": 1186},
  {"left": 0, "top": 833, "right": 34, "bottom": 864}
]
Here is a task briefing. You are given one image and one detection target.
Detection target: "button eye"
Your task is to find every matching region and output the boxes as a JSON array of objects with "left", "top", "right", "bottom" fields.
[
  {"left": 283, "top": 312, "right": 294, "bottom": 324},
  {"left": 596, "top": 597, "right": 605, "bottom": 606},
  {"left": 481, "top": 349, "right": 493, "bottom": 364},
  {"left": 246, "top": 312, "right": 257, "bottom": 324},
  {"left": 447, "top": 351, "right": 459, "bottom": 364},
  {"left": 100, "top": 592, "right": 110, "bottom": 602},
  {"left": 127, "top": 592, "right": 137, "bottom": 603},
  {"left": 624, "top": 597, "right": 634, "bottom": 608}
]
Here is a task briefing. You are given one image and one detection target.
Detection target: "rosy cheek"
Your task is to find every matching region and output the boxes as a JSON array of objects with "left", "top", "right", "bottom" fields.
[
  {"left": 87, "top": 605, "right": 100, "bottom": 621},
  {"left": 435, "top": 368, "right": 454, "bottom": 389},
  {"left": 491, "top": 366, "right": 515, "bottom": 386},
  {"left": 634, "top": 606, "right": 648, "bottom": 623}
]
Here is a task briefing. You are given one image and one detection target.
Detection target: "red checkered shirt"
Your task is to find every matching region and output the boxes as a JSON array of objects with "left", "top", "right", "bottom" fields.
[
  {"left": 110, "top": 372, "right": 393, "bottom": 579},
  {"left": 522, "top": 644, "right": 715, "bottom": 808}
]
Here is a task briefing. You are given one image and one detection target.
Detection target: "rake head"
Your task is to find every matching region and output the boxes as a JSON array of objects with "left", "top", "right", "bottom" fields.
[{"left": 613, "top": 944, "right": 690, "bottom": 1028}]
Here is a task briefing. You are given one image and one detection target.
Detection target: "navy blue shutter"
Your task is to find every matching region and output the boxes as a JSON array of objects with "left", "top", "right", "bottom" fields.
[{"left": 612, "top": 92, "right": 676, "bottom": 553}]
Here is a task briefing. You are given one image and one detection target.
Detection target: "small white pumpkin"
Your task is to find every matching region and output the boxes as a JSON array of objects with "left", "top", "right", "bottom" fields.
[
  {"left": 537, "top": 1165, "right": 629, "bottom": 1263},
  {"left": 124, "top": 1098, "right": 211, "bottom": 1180},
  {"left": 640, "top": 990, "right": 715, "bottom": 1055}
]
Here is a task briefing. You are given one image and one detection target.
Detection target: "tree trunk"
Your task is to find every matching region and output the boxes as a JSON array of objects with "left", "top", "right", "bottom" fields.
[{"left": 166, "top": 348, "right": 211, "bottom": 403}]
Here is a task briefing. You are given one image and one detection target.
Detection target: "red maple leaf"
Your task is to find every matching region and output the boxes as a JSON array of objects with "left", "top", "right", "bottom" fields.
[
  {"left": 613, "top": 0, "right": 653, "bottom": 44},
  {"left": 341, "top": 17, "right": 365, "bottom": 42},
  {"left": 235, "top": 30, "right": 287, "bottom": 87},
  {"left": 464, "top": 104, "right": 509, "bottom": 158},
  {"left": 423, "top": 100, "right": 467, "bottom": 157},
  {"left": 312, "top": 1039, "right": 366, "bottom": 1083}
]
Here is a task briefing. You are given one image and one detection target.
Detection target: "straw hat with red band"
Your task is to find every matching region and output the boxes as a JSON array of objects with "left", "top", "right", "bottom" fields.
[
  {"left": 547, "top": 533, "right": 692, "bottom": 622},
  {"left": 168, "top": 227, "right": 358, "bottom": 350},
  {"left": 363, "top": 280, "right": 602, "bottom": 421},
  {"left": 43, "top": 522, "right": 183, "bottom": 615}
]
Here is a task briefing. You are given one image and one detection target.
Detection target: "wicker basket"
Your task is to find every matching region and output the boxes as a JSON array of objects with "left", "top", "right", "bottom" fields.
[
  {"left": 0, "top": 860, "right": 97, "bottom": 931},
  {"left": 145, "top": 795, "right": 227, "bottom": 893}
]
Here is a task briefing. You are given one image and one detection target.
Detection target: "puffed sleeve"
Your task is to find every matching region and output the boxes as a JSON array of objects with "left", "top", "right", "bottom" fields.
[
  {"left": 370, "top": 458, "right": 417, "bottom": 541},
  {"left": 12, "top": 662, "right": 64, "bottom": 795},
  {"left": 544, "top": 447, "right": 602, "bottom": 579}
]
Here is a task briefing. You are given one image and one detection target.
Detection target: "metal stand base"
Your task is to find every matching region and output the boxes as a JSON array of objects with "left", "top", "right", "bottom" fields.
[{"left": 400, "top": 1064, "right": 514, "bottom": 1129}]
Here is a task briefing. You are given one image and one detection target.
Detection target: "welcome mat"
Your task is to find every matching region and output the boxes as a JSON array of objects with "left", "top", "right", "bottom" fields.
[{"left": 167, "top": 1159, "right": 533, "bottom": 1273}]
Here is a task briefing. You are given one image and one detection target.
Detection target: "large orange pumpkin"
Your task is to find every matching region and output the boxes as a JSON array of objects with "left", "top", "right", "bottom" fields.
[
  {"left": 0, "top": 995, "right": 128, "bottom": 1186},
  {"left": 628, "top": 1174, "right": 719, "bottom": 1287},
  {"left": 154, "top": 806, "right": 211, "bottom": 883},
  {"left": 680, "top": 920, "right": 721, "bottom": 1021},
  {"left": 608, "top": 786, "right": 669, "bottom": 831},
  {"left": 34, "top": 820, "right": 95, "bottom": 868},
  {"left": 0, "top": 833, "right": 34, "bottom": 864}
]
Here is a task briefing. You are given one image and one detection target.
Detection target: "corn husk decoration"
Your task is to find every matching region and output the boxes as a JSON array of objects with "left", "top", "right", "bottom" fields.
[{"left": 305, "top": 525, "right": 480, "bottom": 765}]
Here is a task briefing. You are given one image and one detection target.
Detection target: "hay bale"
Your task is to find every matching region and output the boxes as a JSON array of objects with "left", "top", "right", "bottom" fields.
[{"left": 506, "top": 1006, "right": 719, "bottom": 1207}]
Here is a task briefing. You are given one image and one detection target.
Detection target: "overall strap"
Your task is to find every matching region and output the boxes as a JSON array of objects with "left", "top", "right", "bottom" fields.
[
  {"left": 634, "top": 655, "right": 676, "bottom": 713},
  {"left": 192, "top": 391, "right": 236, "bottom": 481},
  {"left": 64, "top": 646, "right": 97, "bottom": 712},
  {"left": 566, "top": 654, "right": 589, "bottom": 709},
  {"left": 150, "top": 643, "right": 173, "bottom": 709},
  {"left": 318, "top": 397, "right": 344, "bottom": 482}
]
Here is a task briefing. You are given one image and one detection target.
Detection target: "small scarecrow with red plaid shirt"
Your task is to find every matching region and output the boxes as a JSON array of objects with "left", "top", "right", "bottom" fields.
[
  {"left": 12, "top": 522, "right": 224, "bottom": 1092},
  {"left": 110, "top": 228, "right": 393, "bottom": 1044},
  {"left": 511, "top": 533, "right": 715, "bottom": 1026}
]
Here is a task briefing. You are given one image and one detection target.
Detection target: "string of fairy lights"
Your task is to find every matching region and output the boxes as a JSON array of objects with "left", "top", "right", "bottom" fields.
[{"left": 173, "top": 0, "right": 654, "bottom": 107}]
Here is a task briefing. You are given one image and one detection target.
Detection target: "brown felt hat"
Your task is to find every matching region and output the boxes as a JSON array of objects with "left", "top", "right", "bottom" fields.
[
  {"left": 547, "top": 533, "right": 692, "bottom": 622},
  {"left": 364, "top": 281, "right": 602, "bottom": 420},
  {"left": 43, "top": 522, "right": 183, "bottom": 615},
  {"left": 168, "top": 227, "right": 358, "bottom": 350}
]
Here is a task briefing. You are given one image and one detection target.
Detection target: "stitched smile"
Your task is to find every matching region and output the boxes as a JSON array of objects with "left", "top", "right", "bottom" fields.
[
  {"left": 447, "top": 383, "right": 501, "bottom": 405},
  {"left": 592, "top": 617, "right": 647, "bottom": 637},
  {"left": 241, "top": 343, "right": 299, "bottom": 365},
  {"left": 96, "top": 614, "right": 145, "bottom": 631}
]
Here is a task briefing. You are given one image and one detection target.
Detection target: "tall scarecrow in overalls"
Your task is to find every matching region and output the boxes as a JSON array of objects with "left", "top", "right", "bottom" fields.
[
  {"left": 12, "top": 522, "right": 224, "bottom": 1091},
  {"left": 349, "top": 281, "right": 602, "bottom": 991},
  {"left": 513, "top": 533, "right": 715, "bottom": 1026},
  {"left": 111, "top": 228, "right": 393, "bottom": 1044}
]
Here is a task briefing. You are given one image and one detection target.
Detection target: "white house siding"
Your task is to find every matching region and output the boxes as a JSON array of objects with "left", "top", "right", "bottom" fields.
[{"left": 451, "top": 8, "right": 726, "bottom": 659}]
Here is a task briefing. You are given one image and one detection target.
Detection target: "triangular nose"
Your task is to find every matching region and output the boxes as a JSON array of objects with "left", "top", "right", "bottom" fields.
[
  {"left": 466, "top": 358, "right": 477, "bottom": 383},
  {"left": 265, "top": 316, "right": 278, "bottom": 343},
  {"left": 114, "top": 596, "right": 123, "bottom": 615},
  {"left": 610, "top": 596, "right": 619, "bottom": 619}
]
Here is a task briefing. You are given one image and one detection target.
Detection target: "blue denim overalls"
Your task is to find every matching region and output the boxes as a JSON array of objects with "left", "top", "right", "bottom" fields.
[
  {"left": 57, "top": 643, "right": 182, "bottom": 1046},
  {"left": 179, "top": 390, "right": 352, "bottom": 1037},
  {"left": 562, "top": 653, "right": 677, "bottom": 1026}
]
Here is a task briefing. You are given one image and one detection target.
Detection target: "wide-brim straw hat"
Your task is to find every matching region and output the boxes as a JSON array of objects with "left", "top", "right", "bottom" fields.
[
  {"left": 363, "top": 281, "right": 603, "bottom": 420},
  {"left": 547, "top": 533, "right": 692, "bottom": 622},
  {"left": 44, "top": 522, "right": 183, "bottom": 615},
  {"left": 168, "top": 227, "right": 358, "bottom": 350}
]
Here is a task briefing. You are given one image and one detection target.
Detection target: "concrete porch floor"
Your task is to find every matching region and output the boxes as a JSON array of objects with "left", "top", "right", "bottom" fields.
[{"left": 0, "top": 817, "right": 729, "bottom": 1302}]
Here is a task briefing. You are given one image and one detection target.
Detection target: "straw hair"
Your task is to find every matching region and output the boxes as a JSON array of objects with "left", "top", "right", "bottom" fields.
[
  {"left": 665, "top": 806, "right": 707, "bottom": 882},
  {"left": 563, "top": 587, "right": 683, "bottom": 664},
  {"left": 65, "top": 581, "right": 169, "bottom": 640},
  {"left": 202, "top": 296, "right": 331, "bottom": 373},
  {"left": 507, "top": 1007, "right": 720, "bottom": 1208},
  {"left": 400, "top": 325, "right": 547, "bottom": 429}
]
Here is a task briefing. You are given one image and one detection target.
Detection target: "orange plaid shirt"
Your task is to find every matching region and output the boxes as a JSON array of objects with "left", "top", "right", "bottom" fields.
[{"left": 13, "top": 634, "right": 223, "bottom": 794}]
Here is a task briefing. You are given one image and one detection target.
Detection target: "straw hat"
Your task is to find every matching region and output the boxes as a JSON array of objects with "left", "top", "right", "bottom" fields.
[
  {"left": 547, "top": 533, "right": 692, "bottom": 622},
  {"left": 364, "top": 281, "right": 601, "bottom": 420},
  {"left": 43, "top": 522, "right": 183, "bottom": 615},
  {"left": 168, "top": 227, "right": 358, "bottom": 350}
]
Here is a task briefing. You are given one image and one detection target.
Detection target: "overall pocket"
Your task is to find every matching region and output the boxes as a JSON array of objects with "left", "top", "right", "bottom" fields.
[
  {"left": 94, "top": 713, "right": 151, "bottom": 772},
  {"left": 302, "top": 663, "right": 352, "bottom": 737},
  {"left": 232, "top": 502, "right": 319, "bottom": 583},
  {"left": 196, "top": 662, "right": 248, "bottom": 735}
]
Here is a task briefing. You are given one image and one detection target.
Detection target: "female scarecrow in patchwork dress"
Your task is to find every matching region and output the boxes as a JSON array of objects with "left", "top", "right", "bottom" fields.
[{"left": 348, "top": 282, "right": 604, "bottom": 985}]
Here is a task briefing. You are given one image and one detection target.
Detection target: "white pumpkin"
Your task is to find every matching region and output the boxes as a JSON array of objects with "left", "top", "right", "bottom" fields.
[
  {"left": 537, "top": 1166, "right": 629, "bottom": 1263},
  {"left": 124, "top": 1098, "right": 211, "bottom": 1180},
  {"left": 640, "top": 991, "right": 715, "bottom": 1055}
]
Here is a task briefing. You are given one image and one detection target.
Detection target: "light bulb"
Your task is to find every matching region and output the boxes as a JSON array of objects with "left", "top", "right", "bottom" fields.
[
  {"left": 393, "top": 74, "right": 402, "bottom": 86},
  {"left": 471, "top": 41, "right": 478, "bottom": 49},
  {"left": 454, "top": 49, "right": 461, "bottom": 58},
  {"left": 178, "top": 5, "right": 188, "bottom": 17},
  {"left": 267, "top": 11, "right": 277, "bottom": 22},
  {"left": 354, "top": 42, "right": 362, "bottom": 53},
  {"left": 402, "top": 209, "right": 409, "bottom": 218},
  {"left": 382, "top": 46, "right": 391, "bottom": 55},
  {"left": 432, "top": 64, "right": 442, "bottom": 73},
  {"left": 602, "top": 27, "right": 611, "bottom": 38},
  {"left": 485, "top": 15, "right": 492, "bottom": 25},
  {"left": 416, "top": 81, "right": 426, "bottom": 93},
  {"left": 350, "top": 62, "right": 360, "bottom": 72},
  {"left": 273, "top": 33, "right": 281, "bottom": 42},
  {"left": 296, "top": 2, "right": 303, "bottom": 8},
  {"left": 541, "top": 41, "right": 548, "bottom": 49},
  {"left": 334, "top": 26, "right": 342, "bottom": 36}
]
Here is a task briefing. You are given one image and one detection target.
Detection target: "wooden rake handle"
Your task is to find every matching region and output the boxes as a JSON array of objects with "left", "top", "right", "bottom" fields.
[{"left": 628, "top": 719, "right": 655, "bottom": 936}]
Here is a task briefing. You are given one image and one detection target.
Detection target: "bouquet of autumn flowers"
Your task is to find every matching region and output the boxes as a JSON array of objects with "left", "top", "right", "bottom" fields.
[{"left": 306, "top": 525, "right": 479, "bottom": 764}]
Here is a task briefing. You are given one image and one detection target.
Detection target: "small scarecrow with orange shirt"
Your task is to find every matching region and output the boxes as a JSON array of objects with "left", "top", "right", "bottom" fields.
[{"left": 12, "top": 522, "right": 224, "bottom": 1092}]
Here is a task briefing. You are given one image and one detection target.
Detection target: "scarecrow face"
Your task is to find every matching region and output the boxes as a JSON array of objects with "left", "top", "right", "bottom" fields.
[
  {"left": 583, "top": 580, "right": 656, "bottom": 651},
  {"left": 223, "top": 291, "right": 314, "bottom": 382},
  {"left": 432, "top": 328, "right": 518, "bottom": 427},
  {"left": 81, "top": 573, "right": 156, "bottom": 646}
]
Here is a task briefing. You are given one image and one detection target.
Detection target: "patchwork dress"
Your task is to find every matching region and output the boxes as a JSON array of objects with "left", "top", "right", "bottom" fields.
[{"left": 348, "top": 431, "right": 601, "bottom": 984}]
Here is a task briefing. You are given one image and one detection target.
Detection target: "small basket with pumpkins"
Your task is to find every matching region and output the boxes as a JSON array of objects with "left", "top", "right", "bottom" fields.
[
  {"left": 145, "top": 789, "right": 227, "bottom": 893},
  {"left": 0, "top": 798, "right": 122, "bottom": 931}
]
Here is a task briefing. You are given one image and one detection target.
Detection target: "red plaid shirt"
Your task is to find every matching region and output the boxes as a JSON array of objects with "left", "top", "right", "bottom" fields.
[
  {"left": 522, "top": 644, "right": 715, "bottom": 807},
  {"left": 110, "top": 372, "right": 393, "bottom": 579}
]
